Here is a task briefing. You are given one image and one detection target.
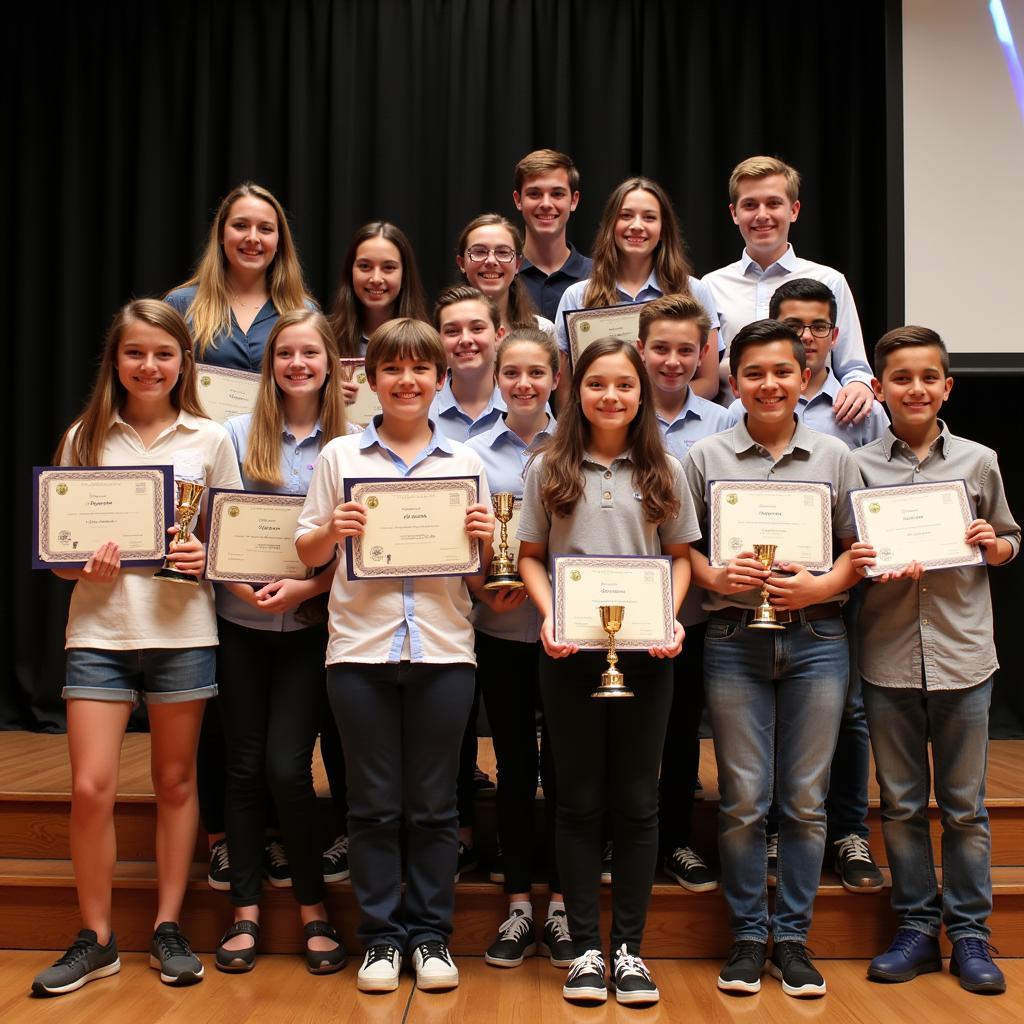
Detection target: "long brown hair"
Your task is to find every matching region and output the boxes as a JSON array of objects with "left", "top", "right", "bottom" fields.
[
  {"left": 328, "top": 221, "right": 429, "bottom": 357},
  {"left": 583, "top": 178, "right": 693, "bottom": 309},
  {"left": 167, "top": 182, "right": 313, "bottom": 358},
  {"left": 56, "top": 300, "right": 206, "bottom": 466},
  {"left": 242, "top": 310, "right": 348, "bottom": 487},
  {"left": 455, "top": 214, "right": 538, "bottom": 328},
  {"left": 535, "top": 337, "right": 680, "bottom": 523}
]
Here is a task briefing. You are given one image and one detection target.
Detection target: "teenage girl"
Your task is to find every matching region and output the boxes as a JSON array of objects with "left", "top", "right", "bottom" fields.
[
  {"left": 295, "top": 318, "right": 495, "bottom": 994},
  {"left": 517, "top": 337, "right": 700, "bottom": 1007},
  {"left": 466, "top": 328, "right": 573, "bottom": 969},
  {"left": 32, "top": 300, "right": 243, "bottom": 996},
  {"left": 213, "top": 310, "right": 349, "bottom": 975},
  {"left": 553, "top": 177, "right": 721, "bottom": 408}
]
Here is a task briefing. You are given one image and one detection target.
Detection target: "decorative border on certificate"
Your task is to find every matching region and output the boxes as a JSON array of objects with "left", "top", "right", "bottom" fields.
[
  {"left": 339, "top": 358, "right": 382, "bottom": 427},
  {"left": 33, "top": 465, "right": 173, "bottom": 568},
  {"left": 205, "top": 489, "right": 314, "bottom": 584},
  {"left": 850, "top": 479, "right": 983, "bottom": 576},
  {"left": 343, "top": 476, "right": 482, "bottom": 580},
  {"left": 551, "top": 554, "right": 674, "bottom": 649},
  {"left": 562, "top": 301, "right": 649, "bottom": 368},
  {"left": 708, "top": 479, "right": 833, "bottom": 572},
  {"left": 195, "top": 363, "right": 261, "bottom": 424}
]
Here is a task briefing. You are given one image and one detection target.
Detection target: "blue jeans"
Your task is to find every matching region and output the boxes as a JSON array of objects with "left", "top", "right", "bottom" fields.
[
  {"left": 863, "top": 678, "right": 993, "bottom": 942},
  {"left": 704, "top": 614, "right": 848, "bottom": 943}
]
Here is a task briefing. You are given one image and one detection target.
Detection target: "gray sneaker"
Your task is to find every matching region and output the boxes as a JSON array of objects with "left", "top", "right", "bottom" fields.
[
  {"left": 32, "top": 930, "right": 120, "bottom": 996},
  {"left": 149, "top": 922, "right": 204, "bottom": 985}
]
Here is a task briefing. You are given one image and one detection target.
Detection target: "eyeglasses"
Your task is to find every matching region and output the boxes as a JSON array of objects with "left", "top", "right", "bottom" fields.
[
  {"left": 781, "top": 318, "right": 835, "bottom": 339},
  {"left": 465, "top": 245, "right": 518, "bottom": 264}
]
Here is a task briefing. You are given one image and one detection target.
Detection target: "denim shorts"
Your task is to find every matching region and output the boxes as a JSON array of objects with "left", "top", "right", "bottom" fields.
[{"left": 63, "top": 647, "right": 217, "bottom": 704}]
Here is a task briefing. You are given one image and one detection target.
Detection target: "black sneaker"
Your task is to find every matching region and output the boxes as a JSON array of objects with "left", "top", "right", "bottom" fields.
[
  {"left": 664, "top": 846, "right": 719, "bottom": 892},
  {"left": 563, "top": 949, "right": 607, "bottom": 1004},
  {"left": 484, "top": 909, "right": 536, "bottom": 968},
  {"left": 766, "top": 833, "right": 778, "bottom": 888},
  {"left": 833, "top": 833, "right": 884, "bottom": 892},
  {"left": 149, "top": 922, "right": 204, "bottom": 986},
  {"left": 768, "top": 941, "right": 826, "bottom": 998},
  {"left": 322, "top": 834, "right": 350, "bottom": 882},
  {"left": 488, "top": 853, "right": 505, "bottom": 884},
  {"left": 208, "top": 838, "right": 230, "bottom": 891},
  {"left": 264, "top": 839, "right": 292, "bottom": 888},
  {"left": 454, "top": 842, "right": 477, "bottom": 882},
  {"left": 717, "top": 940, "right": 766, "bottom": 994},
  {"left": 600, "top": 842, "right": 612, "bottom": 885},
  {"left": 541, "top": 910, "right": 575, "bottom": 968},
  {"left": 31, "top": 930, "right": 120, "bottom": 996},
  {"left": 611, "top": 944, "right": 659, "bottom": 1006},
  {"left": 473, "top": 766, "right": 496, "bottom": 791}
]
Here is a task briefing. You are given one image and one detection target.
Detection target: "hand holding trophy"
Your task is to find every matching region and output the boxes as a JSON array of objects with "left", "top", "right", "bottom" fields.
[
  {"left": 154, "top": 480, "right": 205, "bottom": 585},
  {"left": 748, "top": 543, "right": 784, "bottom": 630}
]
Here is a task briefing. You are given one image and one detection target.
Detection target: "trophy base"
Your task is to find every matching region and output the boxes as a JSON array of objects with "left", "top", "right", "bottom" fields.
[
  {"left": 483, "top": 574, "right": 526, "bottom": 591},
  {"left": 591, "top": 671, "right": 634, "bottom": 699},
  {"left": 153, "top": 567, "right": 200, "bottom": 586},
  {"left": 748, "top": 615, "right": 785, "bottom": 630}
]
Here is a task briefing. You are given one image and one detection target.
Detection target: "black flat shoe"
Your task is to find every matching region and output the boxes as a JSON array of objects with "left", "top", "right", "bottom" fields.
[
  {"left": 215, "top": 920, "right": 260, "bottom": 973},
  {"left": 304, "top": 920, "right": 347, "bottom": 974}
]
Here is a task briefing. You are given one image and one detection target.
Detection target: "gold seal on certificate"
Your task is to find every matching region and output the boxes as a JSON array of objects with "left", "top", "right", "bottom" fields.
[
  {"left": 708, "top": 480, "right": 833, "bottom": 572},
  {"left": 592, "top": 605, "right": 634, "bottom": 699},
  {"left": 552, "top": 555, "right": 674, "bottom": 649},
  {"left": 195, "top": 364, "right": 262, "bottom": 424},
  {"left": 205, "top": 490, "right": 314, "bottom": 584},
  {"left": 339, "top": 358, "right": 383, "bottom": 427},
  {"left": 33, "top": 466, "right": 174, "bottom": 568},
  {"left": 851, "top": 480, "right": 984, "bottom": 576},
  {"left": 344, "top": 476, "right": 482, "bottom": 579},
  {"left": 484, "top": 493, "right": 524, "bottom": 590},
  {"left": 562, "top": 302, "right": 649, "bottom": 368},
  {"left": 154, "top": 480, "right": 205, "bottom": 585}
]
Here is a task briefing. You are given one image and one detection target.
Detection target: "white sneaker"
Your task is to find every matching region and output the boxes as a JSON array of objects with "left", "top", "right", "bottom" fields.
[
  {"left": 611, "top": 944, "right": 659, "bottom": 1005},
  {"left": 412, "top": 940, "right": 459, "bottom": 991},
  {"left": 357, "top": 944, "right": 402, "bottom": 992}
]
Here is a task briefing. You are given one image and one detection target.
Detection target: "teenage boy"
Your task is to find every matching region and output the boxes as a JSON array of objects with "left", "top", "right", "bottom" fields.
[
  {"left": 513, "top": 149, "right": 593, "bottom": 323},
  {"left": 703, "top": 156, "right": 874, "bottom": 424},
  {"left": 636, "top": 294, "right": 730, "bottom": 893},
  {"left": 852, "top": 327, "right": 1018, "bottom": 996},
  {"left": 683, "top": 320, "right": 862, "bottom": 999}
]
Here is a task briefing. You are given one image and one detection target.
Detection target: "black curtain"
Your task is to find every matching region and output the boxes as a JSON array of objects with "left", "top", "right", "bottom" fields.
[{"left": 7, "top": 0, "right": 1016, "bottom": 733}]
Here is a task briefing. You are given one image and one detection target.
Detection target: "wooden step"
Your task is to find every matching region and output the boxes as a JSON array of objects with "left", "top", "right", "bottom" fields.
[{"left": 2, "top": 859, "right": 1023, "bottom": 958}]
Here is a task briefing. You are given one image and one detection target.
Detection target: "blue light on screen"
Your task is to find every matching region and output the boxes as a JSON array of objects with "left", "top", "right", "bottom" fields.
[{"left": 990, "top": 0, "right": 1024, "bottom": 122}]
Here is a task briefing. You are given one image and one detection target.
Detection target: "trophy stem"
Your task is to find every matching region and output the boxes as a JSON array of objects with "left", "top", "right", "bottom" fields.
[{"left": 592, "top": 605, "right": 634, "bottom": 698}]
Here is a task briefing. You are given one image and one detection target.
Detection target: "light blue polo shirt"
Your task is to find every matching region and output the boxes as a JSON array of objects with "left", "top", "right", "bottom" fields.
[{"left": 430, "top": 377, "right": 507, "bottom": 444}]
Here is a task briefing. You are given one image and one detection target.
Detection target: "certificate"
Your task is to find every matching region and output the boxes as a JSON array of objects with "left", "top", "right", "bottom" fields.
[
  {"left": 850, "top": 480, "right": 983, "bottom": 576},
  {"left": 195, "top": 363, "right": 261, "bottom": 424},
  {"left": 551, "top": 555, "right": 674, "bottom": 649},
  {"left": 708, "top": 479, "right": 833, "bottom": 572},
  {"left": 563, "top": 302, "right": 649, "bottom": 368},
  {"left": 339, "top": 358, "right": 382, "bottom": 427},
  {"left": 205, "top": 489, "right": 314, "bottom": 584},
  {"left": 33, "top": 466, "right": 173, "bottom": 568},
  {"left": 344, "top": 476, "right": 481, "bottom": 579}
]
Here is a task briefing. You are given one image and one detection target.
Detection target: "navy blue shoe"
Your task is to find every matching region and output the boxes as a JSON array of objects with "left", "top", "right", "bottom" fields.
[
  {"left": 867, "top": 929, "right": 941, "bottom": 983},
  {"left": 950, "top": 937, "right": 1006, "bottom": 994}
]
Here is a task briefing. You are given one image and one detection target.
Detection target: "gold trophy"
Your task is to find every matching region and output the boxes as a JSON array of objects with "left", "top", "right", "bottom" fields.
[
  {"left": 483, "top": 492, "right": 525, "bottom": 590},
  {"left": 591, "top": 605, "right": 634, "bottom": 698},
  {"left": 749, "top": 543, "right": 784, "bottom": 630},
  {"left": 154, "top": 480, "right": 205, "bottom": 586}
]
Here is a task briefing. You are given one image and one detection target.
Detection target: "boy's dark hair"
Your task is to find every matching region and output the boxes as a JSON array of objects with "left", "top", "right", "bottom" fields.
[
  {"left": 638, "top": 293, "right": 712, "bottom": 345},
  {"left": 768, "top": 278, "right": 838, "bottom": 325},
  {"left": 729, "top": 319, "right": 806, "bottom": 378},
  {"left": 874, "top": 325, "right": 950, "bottom": 378}
]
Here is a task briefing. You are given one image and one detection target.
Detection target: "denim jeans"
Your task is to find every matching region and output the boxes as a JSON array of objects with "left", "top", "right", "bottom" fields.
[
  {"left": 863, "top": 678, "right": 993, "bottom": 942},
  {"left": 704, "top": 613, "right": 848, "bottom": 943}
]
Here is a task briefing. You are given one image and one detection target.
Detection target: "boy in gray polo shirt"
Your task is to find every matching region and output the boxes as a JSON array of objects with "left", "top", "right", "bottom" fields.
[{"left": 851, "top": 327, "right": 1019, "bottom": 995}]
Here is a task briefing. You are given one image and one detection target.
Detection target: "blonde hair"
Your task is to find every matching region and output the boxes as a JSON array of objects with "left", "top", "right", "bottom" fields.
[
  {"left": 728, "top": 156, "right": 801, "bottom": 204},
  {"left": 168, "top": 182, "right": 313, "bottom": 358},
  {"left": 242, "top": 310, "right": 347, "bottom": 487}
]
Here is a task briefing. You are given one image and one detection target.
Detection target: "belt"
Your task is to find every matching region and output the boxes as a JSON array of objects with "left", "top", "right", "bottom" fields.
[{"left": 711, "top": 601, "right": 843, "bottom": 625}]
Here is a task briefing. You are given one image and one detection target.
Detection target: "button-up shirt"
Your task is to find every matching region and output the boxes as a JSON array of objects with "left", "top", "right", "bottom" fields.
[{"left": 430, "top": 378, "right": 507, "bottom": 444}]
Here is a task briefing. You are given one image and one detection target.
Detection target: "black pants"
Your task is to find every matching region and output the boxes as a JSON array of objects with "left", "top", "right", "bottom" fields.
[
  {"left": 456, "top": 683, "right": 481, "bottom": 829},
  {"left": 476, "top": 631, "right": 560, "bottom": 894},
  {"left": 217, "top": 617, "right": 326, "bottom": 907},
  {"left": 540, "top": 649, "right": 673, "bottom": 954},
  {"left": 658, "top": 621, "right": 707, "bottom": 854}
]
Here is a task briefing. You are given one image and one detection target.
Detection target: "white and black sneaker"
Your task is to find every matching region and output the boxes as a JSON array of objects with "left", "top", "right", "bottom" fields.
[
  {"left": 484, "top": 909, "right": 536, "bottom": 968},
  {"left": 412, "top": 940, "right": 459, "bottom": 990},
  {"left": 31, "top": 930, "right": 120, "bottom": 996},
  {"left": 264, "top": 839, "right": 292, "bottom": 888},
  {"left": 322, "top": 835, "right": 350, "bottom": 882},
  {"left": 768, "top": 941, "right": 826, "bottom": 998},
  {"left": 717, "top": 940, "right": 766, "bottom": 994},
  {"left": 541, "top": 910, "right": 575, "bottom": 967},
  {"left": 208, "top": 838, "right": 230, "bottom": 891},
  {"left": 664, "top": 846, "right": 719, "bottom": 892},
  {"left": 611, "top": 944, "right": 659, "bottom": 1006},
  {"left": 357, "top": 944, "right": 402, "bottom": 992},
  {"left": 563, "top": 949, "right": 607, "bottom": 1004}
]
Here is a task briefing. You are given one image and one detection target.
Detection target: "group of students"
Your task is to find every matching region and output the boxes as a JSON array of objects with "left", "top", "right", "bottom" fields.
[{"left": 29, "top": 150, "right": 1017, "bottom": 1008}]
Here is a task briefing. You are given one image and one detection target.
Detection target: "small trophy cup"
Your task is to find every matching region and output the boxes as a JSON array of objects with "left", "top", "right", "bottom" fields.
[
  {"left": 591, "top": 605, "right": 634, "bottom": 698},
  {"left": 484, "top": 492, "right": 525, "bottom": 590},
  {"left": 748, "top": 543, "right": 784, "bottom": 630},
  {"left": 154, "top": 480, "right": 205, "bottom": 586}
]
